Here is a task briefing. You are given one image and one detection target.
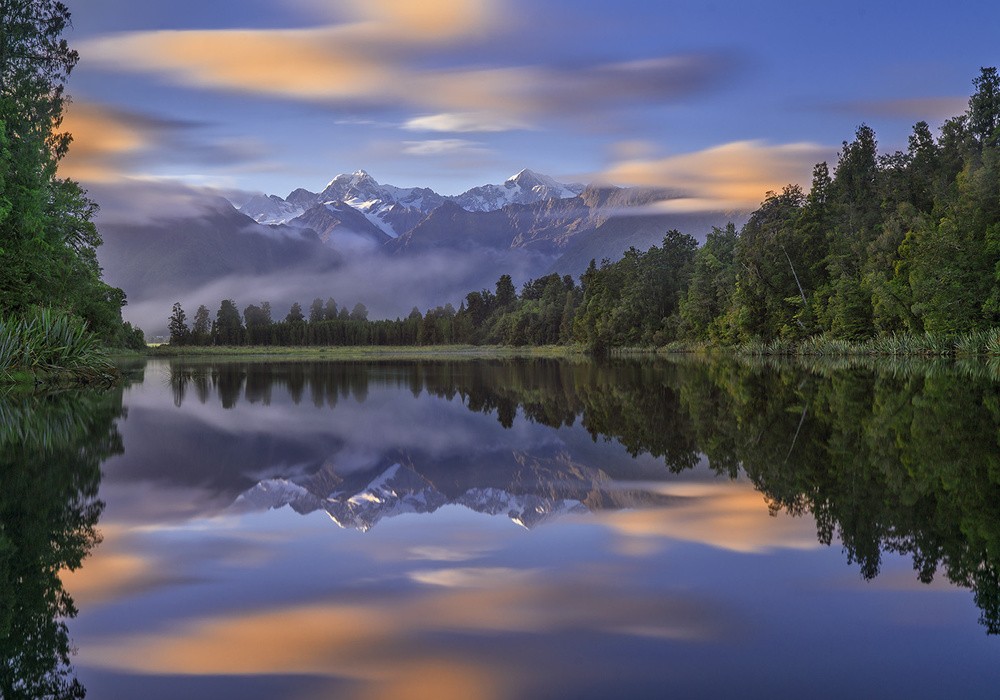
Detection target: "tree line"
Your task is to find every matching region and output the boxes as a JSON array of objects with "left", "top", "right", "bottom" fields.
[{"left": 168, "top": 67, "right": 1000, "bottom": 351}]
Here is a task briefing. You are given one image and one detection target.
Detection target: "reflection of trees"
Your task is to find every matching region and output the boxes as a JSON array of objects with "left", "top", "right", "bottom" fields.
[
  {"left": 169, "top": 355, "right": 1000, "bottom": 633},
  {"left": 0, "top": 389, "right": 123, "bottom": 698},
  {"left": 679, "top": 357, "right": 1000, "bottom": 635}
]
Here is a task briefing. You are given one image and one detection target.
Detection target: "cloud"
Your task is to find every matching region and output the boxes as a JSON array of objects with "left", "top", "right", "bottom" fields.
[
  {"left": 59, "top": 100, "right": 272, "bottom": 183},
  {"left": 600, "top": 139, "right": 833, "bottom": 210},
  {"left": 403, "top": 112, "right": 530, "bottom": 133},
  {"left": 80, "top": 5, "right": 730, "bottom": 129},
  {"left": 401, "top": 139, "right": 490, "bottom": 156},
  {"left": 821, "top": 96, "right": 968, "bottom": 123},
  {"left": 86, "top": 178, "right": 253, "bottom": 224},
  {"left": 58, "top": 102, "right": 179, "bottom": 181},
  {"left": 77, "top": 0, "right": 502, "bottom": 105}
]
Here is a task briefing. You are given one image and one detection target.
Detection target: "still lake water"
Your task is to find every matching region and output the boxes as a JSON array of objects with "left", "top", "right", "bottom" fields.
[{"left": 4, "top": 355, "right": 1000, "bottom": 698}]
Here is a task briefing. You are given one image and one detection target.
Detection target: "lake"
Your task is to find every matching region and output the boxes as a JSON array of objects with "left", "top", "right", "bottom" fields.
[{"left": 3, "top": 355, "right": 1000, "bottom": 699}]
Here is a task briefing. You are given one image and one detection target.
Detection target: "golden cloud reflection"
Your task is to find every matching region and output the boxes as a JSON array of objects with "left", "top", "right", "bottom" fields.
[
  {"left": 59, "top": 524, "right": 161, "bottom": 607},
  {"left": 599, "top": 480, "right": 821, "bottom": 554},
  {"left": 79, "top": 573, "right": 725, "bottom": 687}
]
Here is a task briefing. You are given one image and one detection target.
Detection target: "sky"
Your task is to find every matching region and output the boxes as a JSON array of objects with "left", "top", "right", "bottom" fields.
[{"left": 59, "top": 0, "right": 1000, "bottom": 209}]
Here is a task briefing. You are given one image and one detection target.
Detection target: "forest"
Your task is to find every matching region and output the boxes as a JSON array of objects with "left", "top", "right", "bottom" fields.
[
  {"left": 167, "top": 67, "right": 1000, "bottom": 353},
  {"left": 0, "top": 1, "right": 144, "bottom": 381}
]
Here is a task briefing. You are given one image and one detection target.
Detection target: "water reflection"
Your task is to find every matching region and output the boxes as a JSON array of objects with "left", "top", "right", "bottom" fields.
[
  {"left": 0, "top": 388, "right": 124, "bottom": 698},
  {"left": 9, "top": 356, "right": 999, "bottom": 699},
  {"left": 162, "top": 357, "right": 1000, "bottom": 634}
]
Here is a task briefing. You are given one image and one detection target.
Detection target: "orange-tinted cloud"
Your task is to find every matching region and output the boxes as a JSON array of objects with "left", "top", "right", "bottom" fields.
[
  {"left": 601, "top": 139, "right": 833, "bottom": 211},
  {"left": 78, "top": 0, "right": 499, "bottom": 104},
  {"left": 79, "top": 3, "right": 729, "bottom": 130},
  {"left": 58, "top": 102, "right": 153, "bottom": 181}
]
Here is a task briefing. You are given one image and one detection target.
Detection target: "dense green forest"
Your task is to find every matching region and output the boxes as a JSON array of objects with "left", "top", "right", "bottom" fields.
[
  {"left": 0, "top": 0, "right": 143, "bottom": 378},
  {"left": 167, "top": 68, "right": 1000, "bottom": 352}
]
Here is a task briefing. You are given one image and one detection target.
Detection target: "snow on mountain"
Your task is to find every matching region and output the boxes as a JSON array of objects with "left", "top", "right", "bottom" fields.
[
  {"left": 238, "top": 194, "right": 305, "bottom": 225},
  {"left": 234, "top": 168, "right": 585, "bottom": 235},
  {"left": 451, "top": 168, "right": 585, "bottom": 213}
]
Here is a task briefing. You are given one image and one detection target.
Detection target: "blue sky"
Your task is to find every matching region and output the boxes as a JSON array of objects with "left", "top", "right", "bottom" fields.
[{"left": 61, "top": 0, "right": 999, "bottom": 207}]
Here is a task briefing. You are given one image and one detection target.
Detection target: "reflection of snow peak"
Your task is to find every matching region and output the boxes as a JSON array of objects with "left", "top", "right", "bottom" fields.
[
  {"left": 231, "top": 462, "right": 594, "bottom": 532},
  {"left": 326, "top": 464, "right": 447, "bottom": 532},
  {"left": 233, "top": 478, "right": 317, "bottom": 512},
  {"left": 457, "top": 488, "right": 587, "bottom": 529}
]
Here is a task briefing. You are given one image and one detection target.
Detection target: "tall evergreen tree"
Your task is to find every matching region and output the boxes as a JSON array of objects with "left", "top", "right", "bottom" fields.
[
  {"left": 0, "top": 0, "right": 132, "bottom": 343},
  {"left": 168, "top": 302, "right": 189, "bottom": 345}
]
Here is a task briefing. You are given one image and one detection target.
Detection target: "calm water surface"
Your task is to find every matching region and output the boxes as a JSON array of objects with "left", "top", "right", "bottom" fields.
[{"left": 4, "top": 356, "right": 1000, "bottom": 699}]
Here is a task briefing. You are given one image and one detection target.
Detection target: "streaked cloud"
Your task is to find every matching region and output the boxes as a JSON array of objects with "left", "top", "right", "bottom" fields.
[
  {"left": 822, "top": 96, "right": 968, "bottom": 122},
  {"left": 59, "top": 102, "right": 166, "bottom": 181},
  {"left": 80, "top": 3, "right": 730, "bottom": 131},
  {"left": 60, "top": 100, "right": 272, "bottom": 183},
  {"left": 403, "top": 112, "right": 530, "bottom": 133},
  {"left": 600, "top": 139, "right": 833, "bottom": 211}
]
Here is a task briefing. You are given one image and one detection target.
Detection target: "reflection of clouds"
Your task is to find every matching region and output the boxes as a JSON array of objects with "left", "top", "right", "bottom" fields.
[
  {"left": 60, "top": 525, "right": 193, "bottom": 607},
  {"left": 600, "top": 481, "right": 820, "bottom": 554},
  {"left": 79, "top": 574, "right": 726, "bottom": 686},
  {"left": 407, "top": 545, "right": 494, "bottom": 562},
  {"left": 409, "top": 567, "right": 534, "bottom": 587}
]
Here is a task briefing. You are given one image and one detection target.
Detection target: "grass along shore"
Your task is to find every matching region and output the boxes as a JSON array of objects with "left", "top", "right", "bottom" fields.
[
  {"left": 657, "top": 329, "right": 1000, "bottom": 358},
  {"left": 0, "top": 309, "right": 118, "bottom": 387},
  {"left": 147, "top": 343, "right": 588, "bottom": 360},
  {"left": 148, "top": 330, "right": 1000, "bottom": 361}
]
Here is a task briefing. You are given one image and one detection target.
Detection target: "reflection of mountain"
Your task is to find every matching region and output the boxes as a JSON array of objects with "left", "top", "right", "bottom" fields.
[
  {"left": 233, "top": 450, "right": 672, "bottom": 531},
  {"left": 163, "top": 355, "right": 1000, "bottom": 634}
]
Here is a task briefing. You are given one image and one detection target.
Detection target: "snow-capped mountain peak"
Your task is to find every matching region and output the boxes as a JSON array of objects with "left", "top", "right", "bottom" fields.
[
  {"left": 238, "top": 193, "right": 305, "bottom": 225},
  {"left": 238, "top": 168, "right": 585, "bottom": 230}
]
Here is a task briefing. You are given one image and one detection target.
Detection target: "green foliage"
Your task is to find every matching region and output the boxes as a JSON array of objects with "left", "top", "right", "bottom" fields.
[
  {"left": 162, "top": 68, "right": 1000, "bottom": 355},
  {"left": 0, "top": 307, "right": 115, "bottom": 383},
  {"left": 0, "top": 0, "right": 139, "bottom": 351},
  {"left": 0, "top": 385, "right": 122, "bottom": 697},
  {"left": 168, "top": 301, "right": 189, "bottom": 345}
]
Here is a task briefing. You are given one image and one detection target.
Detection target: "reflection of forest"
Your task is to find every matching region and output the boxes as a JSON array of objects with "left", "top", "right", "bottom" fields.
[
  {"left": 0, "top": 388, "right": 124, "bottom": 699},
  {"left": 169, "top": 356, "right": 1000, "bottom": 633}
]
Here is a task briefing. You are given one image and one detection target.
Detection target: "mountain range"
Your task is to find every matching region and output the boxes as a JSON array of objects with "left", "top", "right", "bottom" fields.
[
  {"left": 96, "top": 168, "right": 748, "bottom": 332},
  {"left": 239, "top": 168, "right": 586, "bottom": 234}
]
